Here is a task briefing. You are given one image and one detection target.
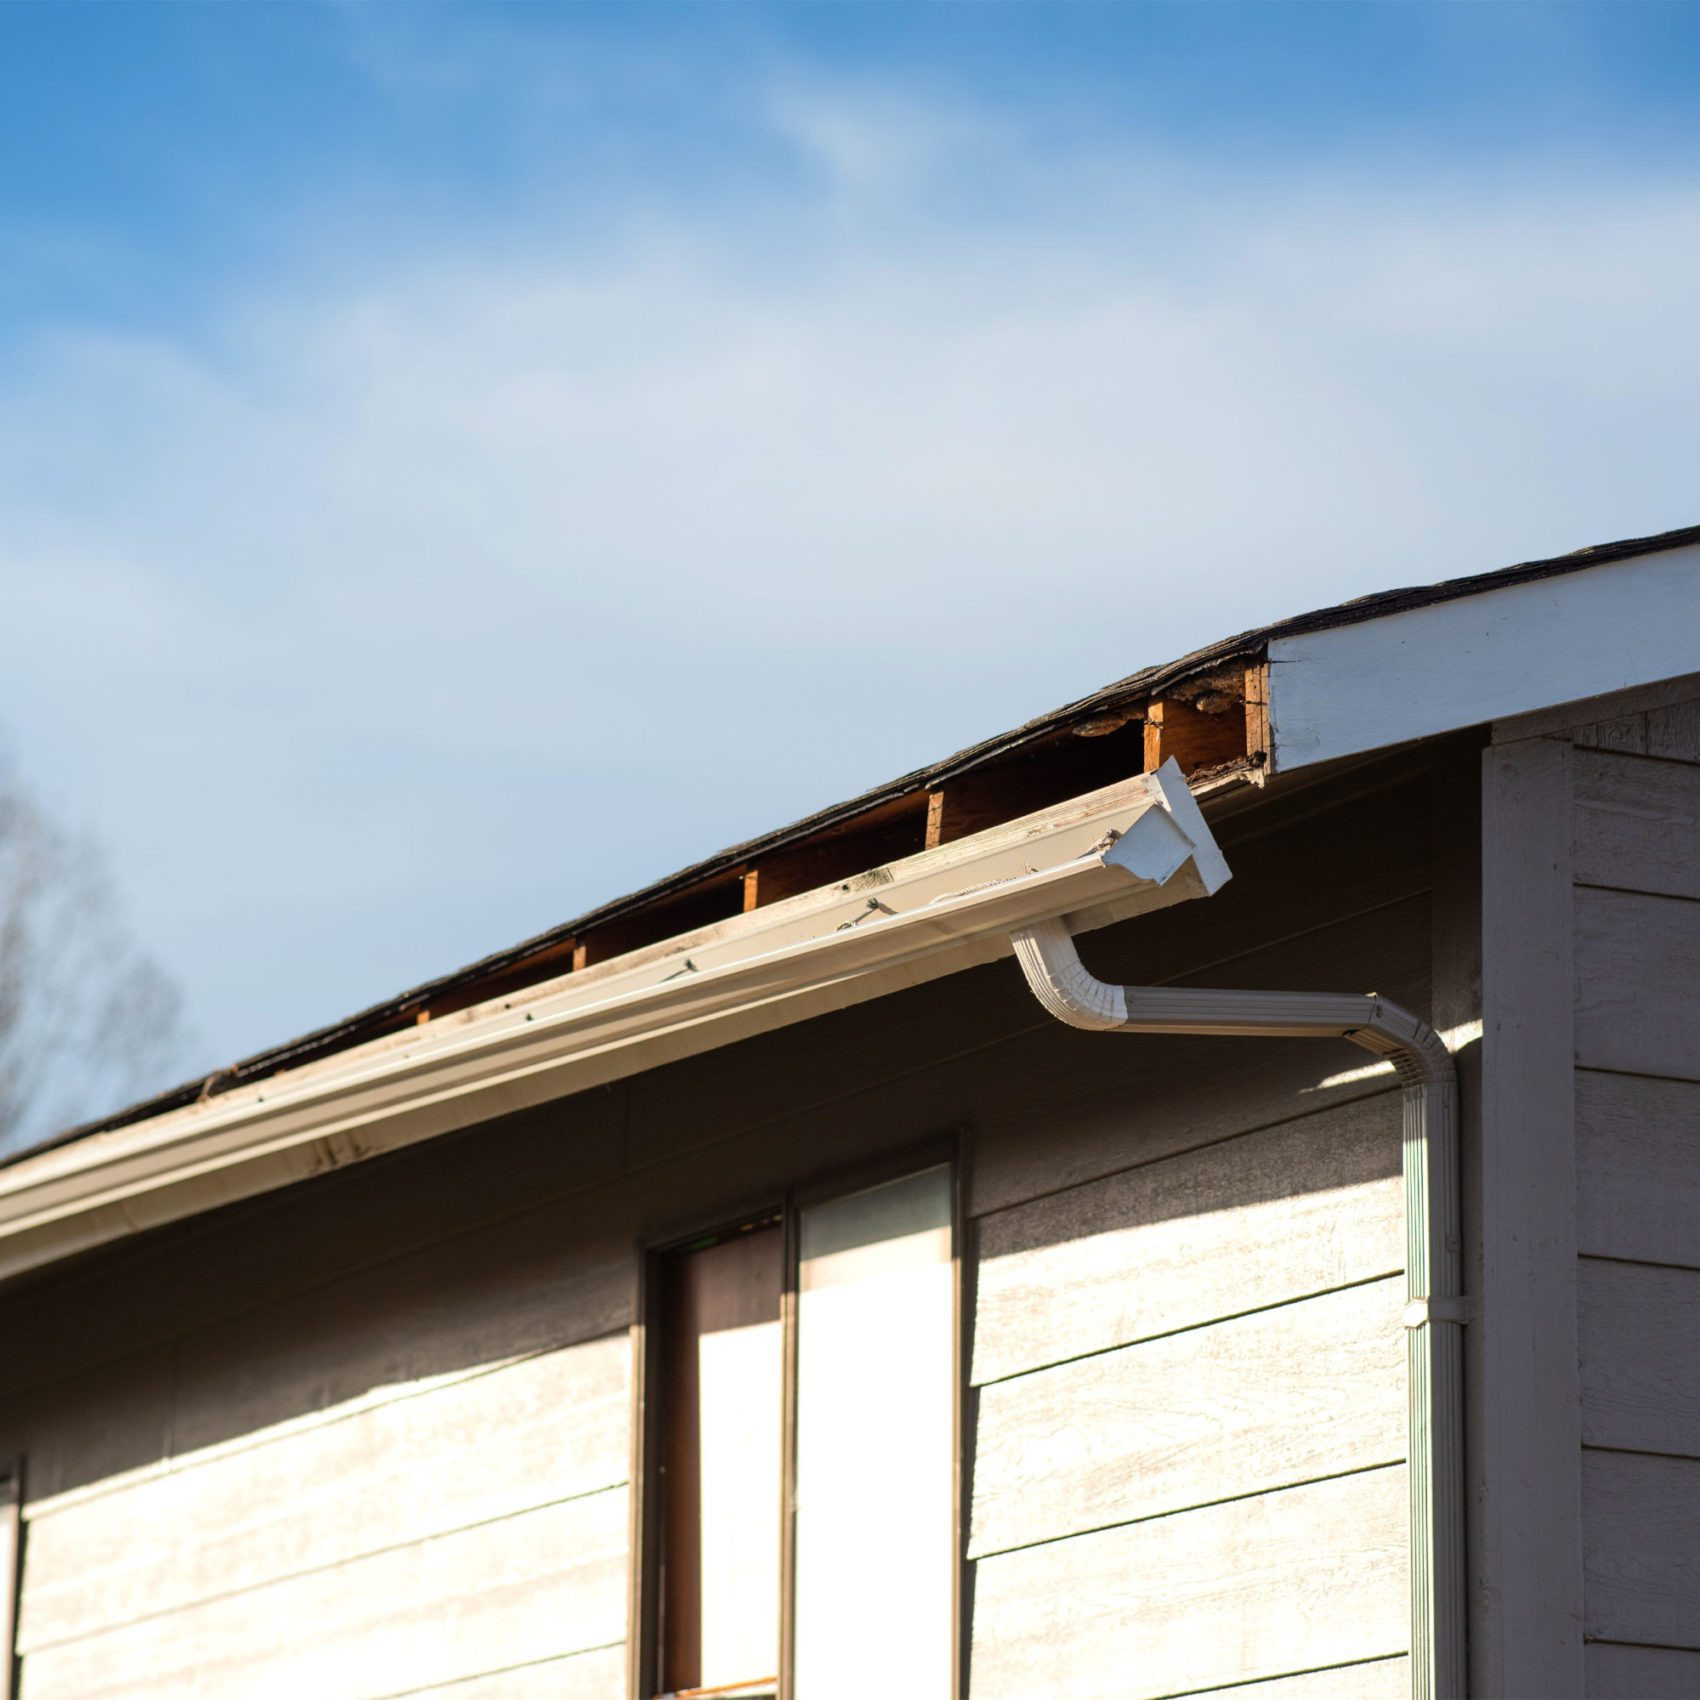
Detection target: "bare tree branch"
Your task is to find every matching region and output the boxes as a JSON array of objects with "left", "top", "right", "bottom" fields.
[{"left": 0, "top": 754, "right": 187, "bottom": 1157}]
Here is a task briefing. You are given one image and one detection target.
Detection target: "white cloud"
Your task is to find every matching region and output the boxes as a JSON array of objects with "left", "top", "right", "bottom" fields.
[{"left": 3, "top": 103, "right": 1698, "bottom": 1079}]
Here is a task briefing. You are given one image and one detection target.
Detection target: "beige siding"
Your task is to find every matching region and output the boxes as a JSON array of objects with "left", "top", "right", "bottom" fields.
[
  {"left": 19, "top": 1489, "right": 629, "bottom": 1700},
  {"left": 18, "top": 1336, "right": 629, "bottom": 1653},
  {"left": 973, "top": 1093, "right": 1403, "bottom": 1386},
  {"left": 970, "top": 1466, "right": 1409, "bottom": 1700},
  {"left": 1555, "top": 690, "right": 1700, "bottom": 1687},
  {"left": 398, "top": 1646, "right": 628, "bottom": 1699},
  {"left": 970, "top": 1276, "right": 1406, "bottom": 1558}
]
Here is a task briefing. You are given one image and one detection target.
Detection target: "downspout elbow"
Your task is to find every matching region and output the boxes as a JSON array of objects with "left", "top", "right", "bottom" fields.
[{"left": 1009, "top": 918, "right": 1127, "bottom": 1031}]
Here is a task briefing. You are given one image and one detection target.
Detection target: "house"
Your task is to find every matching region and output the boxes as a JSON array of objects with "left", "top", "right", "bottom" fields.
[{"left": 0, "top": 524, "right": 1697, "bottom": 1700}]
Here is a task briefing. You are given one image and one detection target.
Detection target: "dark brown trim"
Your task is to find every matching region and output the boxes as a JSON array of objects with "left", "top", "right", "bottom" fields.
[
  {"left": 628, "top": 1259, "right": 660, "bottom": 1700},
  {"left": 0, "top": 1458, "right": 20, "bottom": 1700},
  {"left": 777, "top": 1201, "right": 800, "bottom": 1700}
]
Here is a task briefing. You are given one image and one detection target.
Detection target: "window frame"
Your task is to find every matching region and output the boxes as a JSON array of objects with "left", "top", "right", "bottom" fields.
[
  {"left": 629, "top": 1131, "right": 967, "bottom": 1700},
  {"left": 1, "top": 1458, "right": 20, "bottom": 1700}
]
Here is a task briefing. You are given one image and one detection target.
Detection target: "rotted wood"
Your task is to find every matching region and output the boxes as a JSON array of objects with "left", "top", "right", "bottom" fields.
[
  {"left": 1143, "top": 696, "right": 1248, "bottom": 776},
  {"left": 1243, "top": 661, "right": 1271, "bottom": 765},
  {"left": 739, "top": 792, "right": 930, "bottom": 907},
  {"left": 923, "top": 720, "right": 1147, "bottom": 849}
]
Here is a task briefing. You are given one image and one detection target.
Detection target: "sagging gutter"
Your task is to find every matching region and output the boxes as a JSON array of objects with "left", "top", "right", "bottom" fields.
[
  {"left": 1009, "top": 918, "right": 1465, "bottom": 1700},
  {"left": 0, "top": 762, "right": 1229, "bottom": 1287}
]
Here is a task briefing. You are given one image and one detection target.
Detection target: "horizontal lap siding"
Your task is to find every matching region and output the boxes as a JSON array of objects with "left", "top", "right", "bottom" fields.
[
  {"left": 1585, "top": 1643, "right": 1700, "bottom": 1699},
  {"left": 1576, "top": 1072, "right": 1700, "bottom": 1271},
  {"left": 973, "top": 1092, "right": 1404, "bottom": 1387},
  {"left": 397, "top": 1646, "right": 629, "bottom": 1699},
  {"left": 17, "top": 1335, "right": 630, "bottom": 1654},
  {"left": 9, "top": 1186, "right": 638, "bottom": 1699},
  {"left": 970, "top": 1276, "right": 1407, "bottom": 1558},
  {"left": 970, "top": 1467, "right": 1409, "bottom": 1700},
  {"left": 967, "top": 773, "right": 1426, "bottom": 1697},
  {"left": 18, "top": 1489, "right": 629, "bottom": 1700},
  {"left": 1570, "top": 699, "right": 1700, "bottom": 1687}
]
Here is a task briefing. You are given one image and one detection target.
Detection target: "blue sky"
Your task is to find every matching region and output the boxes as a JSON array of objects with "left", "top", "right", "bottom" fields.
[{"left": 3, "top": 2, "right": 1700, "bottom": 1130}]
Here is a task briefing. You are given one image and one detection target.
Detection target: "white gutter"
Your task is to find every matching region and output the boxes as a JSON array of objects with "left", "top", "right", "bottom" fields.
[
  {"left": 1010, "top": 919, "right": 1465, "bottom": 1700},
  {"left": 0, "top": 762, "right": 1229, "bottom": 1285}
]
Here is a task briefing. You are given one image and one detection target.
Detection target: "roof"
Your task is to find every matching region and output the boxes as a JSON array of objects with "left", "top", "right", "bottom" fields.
[{"left": 16, "top": 517, "right": 1700, "bottom": 1166}]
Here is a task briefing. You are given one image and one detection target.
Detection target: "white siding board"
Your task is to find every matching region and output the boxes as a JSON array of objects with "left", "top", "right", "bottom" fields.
[
  {"left": 970, "top": 1277, "right": 1406, "bottom": 1558},
  {"left": 391, "top": 1645, "right": 626, "bottom": 1699},
  {"left": 1582, "top": 1451, "right": 1700, "bottom": 1651},
  {"left": 18, "top": 1334, "right": 629, "bottom": 1651},
  {"left": 1577, "top": 1071, "right": 1700, "bottom": 1269},
  {"left": 18, "top": 1487, "right": 628, "bottom": 1700},
  {"left": 1586, "top": 1642, "right": 1700, "bottom": 1700},
  {"left": 1572, "top": 714, "right": 1650, "bottom": 754},
  {"left": 1646, "top": 697, "right": 1700, "bottom": 762},
  {"left": 1574, "top": 888, "right": 1700, "bottom": 1082},
  {"left": 1579, "top": 1259, "right": 1700, "bottom": 1460},
  {"left": 973, "top": 1095, "right": 1402, "bottom": 1386},
  {"left": 969, "top": 1466, "right": 1408, "bottom": 1700},
  {"left": 1573, "top": 749, "right": 1700, "bottom": 902}
]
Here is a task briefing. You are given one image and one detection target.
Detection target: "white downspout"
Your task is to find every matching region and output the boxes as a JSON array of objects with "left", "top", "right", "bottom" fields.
[{"left": 1010, "top": 916, "right": 1465, "bottom": 1700}]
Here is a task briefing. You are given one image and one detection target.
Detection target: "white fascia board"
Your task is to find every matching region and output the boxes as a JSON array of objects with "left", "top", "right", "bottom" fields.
[
  {"left": 0, "top": 760, "right": 1228, "bottom": 1284},
  {"left": 1267, "top": 542, "right": 1700, "bottom": 771}
]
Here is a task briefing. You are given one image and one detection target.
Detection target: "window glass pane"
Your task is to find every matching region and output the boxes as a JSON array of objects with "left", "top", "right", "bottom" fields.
[
  {"left": 662, "top": 1226, "right": 783, "bottom": 1694},
  {"left": 793, "top": 1166, "right": 954, "bottom": 1698}
]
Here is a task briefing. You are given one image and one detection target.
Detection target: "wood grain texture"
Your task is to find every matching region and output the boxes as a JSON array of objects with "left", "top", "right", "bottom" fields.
[
  {"left": 18, "top": 1335, "right": 629, "bottom": 1652},
  {"left": 1585, "top": 1641, "right": 1700, "bottom": 1699},
  {"left": 1577, "top": 1071, "right": 1700, "bottom": 1269},
  {"left": 970, "top": 1277, "right": 1406, "bottom": 1558},
  {"left": 1574, "top": 887, "right": 1700, "bottom": 1081},
  {"left": 1571, "top": 714, "right": 1647, "bottom": 753},
  {"left": 1582, "top": 1450, "right": 1700, "bottom": 1651},
  {"left": 968, "top": 1465, "right": 1408, "bottom": 1700},
  {"left": 1573, "top": 749, "right": 1700, "bottom": 902},
  {"left": 18, "top": 1487, "right": 629, "bottom": 1700},
  {"left": 1646, "top": 697, "right": 1700, "bottom": 763},
  {"left": 1579, "top": 1259, "right": 1700, "bottom": 1460},
  {"left": 1477, "top": 735, "right": 1585, "bottom": 1698},
  {"left": 973, "top": 1092, "right": 1402, "bottom": 1386},
  {"left": 394, "top": 1645, "right": 626, "bottom": 1699},
  {"left": 1492, "top": 672, "right": 1700, "bottom": 748}
]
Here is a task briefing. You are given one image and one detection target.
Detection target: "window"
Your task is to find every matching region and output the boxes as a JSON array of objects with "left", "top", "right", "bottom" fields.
[{"left": 644, "top": 1163, "right": 958, "bottom": 1700}]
